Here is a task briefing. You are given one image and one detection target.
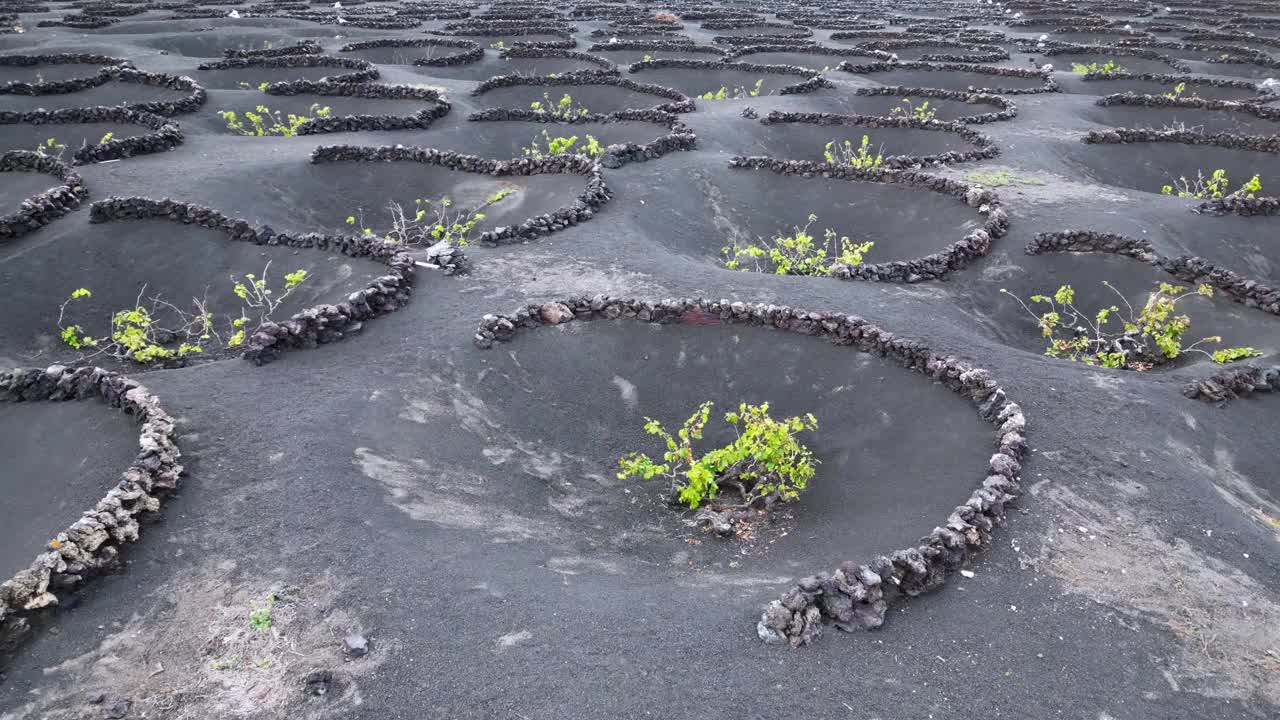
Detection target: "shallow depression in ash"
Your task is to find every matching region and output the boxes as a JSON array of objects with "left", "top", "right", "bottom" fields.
[
  {"left": 475, "top": 82, "right": 681, "bottom": 113},
  {"left": 628, "top": 65, "right": 801, "bottom": 97},
  {"left": 968, "top": 251, "right": 1268, "bottom": 367},
  {"left": 0, "top": 81, "right": 190, "bottom": 112},
  {"left": 393, "top": 119, "right": 671, "bottom": 160},
  {"left": 453, "top": 320, "right": 994, "bottom": 573},
  {"left": 0, "top": 400, "right": 140, "bottom": 579},
  {"left": 1060, "top": 141, "right": 1280, "bottom": 196},
  {"left": 271, "top": 160, "right": 584, "bottom": 234},
  {"left": 0, "top": 170, "right": 62, "bottom": 210},
  {"left": 0, "top": 218, "right": 389, "bottom": 360},
  {"left": 640, "top": 167, "right": 986, "bottom": 265},
  {"left": 0, "top": 122, "right": 149, "bottom": 154},
  {"left": 738, "top": 120, "right": 976, "bottom": 162}
]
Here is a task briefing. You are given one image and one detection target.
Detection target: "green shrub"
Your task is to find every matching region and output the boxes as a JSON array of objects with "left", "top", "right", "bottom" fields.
[
  {"left": 57, "top": 262, "right": 309, "bottom": 364},
  {"left": 522, "top": 129, "right": 604, "bottom": 159},
  {"left": 1161, "top": 169, "right": 1261, "bottom": 200},
  {"left": 1000, "top": 281, "right": 1261, "bottom": 369},
  {"left": 617, "top": 401, "right": 819, "bottom": 510},
  {"left": 823, "top": 135, "right": 884, "bottom": 169},
  {"left": 722, "top": 213, "right": 873, "bottom": 276},
  {"left": 249, "top": 593, "right": 276, "bottom": 632},
  {"left": 220, "top": 104, "right": 332, "bottom": 136}
]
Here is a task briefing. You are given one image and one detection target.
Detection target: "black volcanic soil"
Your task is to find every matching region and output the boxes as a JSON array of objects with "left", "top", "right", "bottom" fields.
[{"left": 1, "top": 4, "right": 1279, "bottom": 720}]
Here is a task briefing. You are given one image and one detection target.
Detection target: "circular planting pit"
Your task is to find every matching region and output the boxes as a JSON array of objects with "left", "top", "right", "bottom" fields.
[
  {"left": 500, "top": 52, "right": 614, "bottom": 76},
  {"left": 1085, "top": 96, "right": 1280, "bottom": 137},
  {"left": 724, "top": 45, "right": 889, "bottom": 72},
  {"left": 1200, "top": 57, "right": 1280, "bottom": 81},
  {"left": 0, "top": 164, "right": 63, "bottom": 208},
  {"left": 702, "top": 23, "right": 810, "bottom": 39},
  {"left": 448, "top": 119, "right": 673, "bottom": 158},
  {"left": 0, "top": 117, "right": 133, "bottom": 148},
  {"left": 839, "top": 61, "right": 1057, "bottom": 94},
  {"left": 0, "top": 211, "right": 397, "bottom": 362},
  {"left": 0, "top": 366, "right": 181, "bottom": 634},
  {"left": 220, "top": 41, "right": 325, "bottom": 60},
  {"left": 1123, "top": 41, "right": 1265, "bottom": 65},
  {"left": 0, "top": 80, "right": 191, "bottom": 113},
  {"left": 299, "top": 145, "right": 610, "bottom": 245},
  {"left": 140, "top": 32, "right": 309, "bottom": 58},
  {"left": 472, "top": 298, "right": 1027, "bottom": 644},
  {"left": 194, "top": 55, "right": 377, "bottom": 91},
  {"left": 439, "top": 33, "right": 572, "bottom": 49},
  {"left": 466, "top": 308, "right": 995, "bottom": 575},
  {"left": 1149, "top": 210, "right": 1280, "bottom": 290},
  {"left": 204, "top": 82, "right": 448, "bottom": 136},
  {"left": 828, "top": 30, "right": 930, "bottom": 47},
  {"left": 0, "top": 54, "right": 127, "bottom": 94},
  {"left": 1027, "top": 228, "right": 1280, "bottom": 317},
  {"left": 0, "top": 120, "right": 146, "bottom": 154},
  {"left": 1048, "top": 30, "right": 1155, "bottom": 45},
  {"left": 303, "top": 157, "right": 581, "bottom": 230},
  {"left": 825, "top": 87, "right": 1017, "bottom": 124},
  {"left": 1073, "top": 73, "right": 1271, "bottom": 100},
  {"left": 592, "top": 30, "right": 694, "bottom": 43},
  {"left": 0, "top": 107, "right": 182, "bottom": 161},
  {"left": 472, "top": 73, "right": 692, "bottom": 114},
  {"left": 644, "top": 158, "right": 1004, "bottom": 281},
  {"left": 978, "top": 250, "right": 1263, "bottom": 368},
  {"left": 1064, "top": 131, "right": 1280, "bottom": 197},
  {"left": 586, "top": 40, "right": 728, "bottom": 65},
  {"left": 463, "top": 109, "right": 693, "bottom": 165},
  {"left": 746, "top": 112, "right": 997, "bottom": 167},
  {"left": 0, "top": 150, "right": 86, "bottom": 241},
  {"left": 0, "top": 68, "right": 204, "bottom": 116},
  {"left": 1041, "top": 50, "right": 1186, "bottom": 75},
  {"left": 0, "top": 394, "right": 142, "bottom": 581},
  {"left": 627, "top": 59, "right": 828, "bottom": 99},
  {"left": 0, "top": 61, "right": 117, "bottom": 86},
  {"left": 855, "top": 40, "right": 1009, "bottom": 63},
  {"left": 337, "top": 37, "right": 483, "bottom": 66}
]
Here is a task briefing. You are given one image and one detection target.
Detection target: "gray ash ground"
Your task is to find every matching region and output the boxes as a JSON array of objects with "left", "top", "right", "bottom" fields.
[{"left": 2, "top": 1, "right": 1280, "bottom": 719}]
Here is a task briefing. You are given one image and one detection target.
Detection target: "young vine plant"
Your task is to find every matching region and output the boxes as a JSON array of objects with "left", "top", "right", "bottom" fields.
[
  {"left": 522, "top": 129, "right": 604, "bottom": 159},
  {"left": 220, "top": 104, "right": 332, "bottom": 136},
  {"left": 617, "top": 401, "right": 819, "bottom": 510},
  {"left": 698, "top": 78, "right": 764, "bottom": 100},
  {"left": 722, "top": 214, "right": 873, "bottom": 276},
  {"left": 823, "top": 135, "right": 885, "bottom": 169},
  {"left": 1161, "top": 169, "right": 1262, "bottom": 200},
  {"left": 529, "top": 92, "right": 590, "bottom": 120},
  {"left": 57, "top": 262, "right": 309, "bottom": 364},
  {"left": 1000, "top": 281, "right": 1261, "bottom": 370},
  {"left": 346, "top": 188, "right": 517, "bottom": 247}
]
